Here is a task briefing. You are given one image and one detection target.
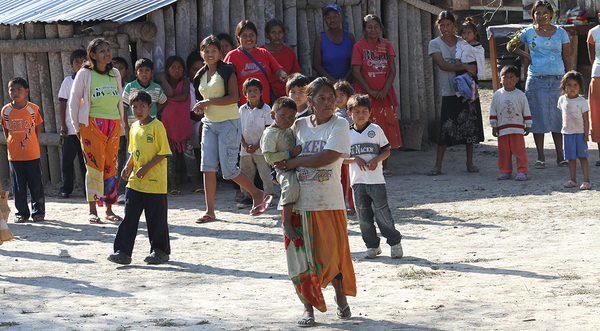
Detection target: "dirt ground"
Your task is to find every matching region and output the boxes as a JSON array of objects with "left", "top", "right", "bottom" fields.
[{"left": 1, "top": 88, "right": 600, "bottom": 331}]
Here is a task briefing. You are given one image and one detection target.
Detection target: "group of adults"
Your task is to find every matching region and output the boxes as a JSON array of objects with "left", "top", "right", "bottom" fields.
[{"left": 428, "top": 0, "right": 578, "bottom": 176}]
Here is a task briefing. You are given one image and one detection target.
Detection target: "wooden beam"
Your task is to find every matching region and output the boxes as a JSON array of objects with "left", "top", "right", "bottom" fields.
[
  {"left": 0, "top": 133, "right": 61, "bottom": 147},
  {"left": 0, "top": 35, "right": 122, "bottom": 53},
  {"left": 402, "top": 0, "right": 443, "bottom": 15}
]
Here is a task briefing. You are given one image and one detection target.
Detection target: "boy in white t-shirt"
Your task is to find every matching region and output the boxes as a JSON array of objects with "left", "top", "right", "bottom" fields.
[
  {"left": 344, "top": 95, "right": 402, "bottom": 259},
  {"left": 57, "top": 50, "right": 87, "bottom": 199}
]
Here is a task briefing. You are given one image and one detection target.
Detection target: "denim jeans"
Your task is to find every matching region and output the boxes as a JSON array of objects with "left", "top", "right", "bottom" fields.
[
  {"left": 10, "top": 159, "right": 45, "bottom": 218},
  {"left": 59, "top": 134, "right": 86, "bottom": 195},
  {"left": 352, "top": 183, "right": 401, "bottom": 248}
]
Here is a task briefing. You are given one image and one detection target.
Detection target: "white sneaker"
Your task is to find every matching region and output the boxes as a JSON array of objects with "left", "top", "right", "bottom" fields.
[
  {"left": 117, "top": 194, "right": 126, "bottom": 204},
  {"left": 391, "top": 243, "right": 403, "bottom": 259},
  {"left": 364, "top": 246, "right": 382, "bottom": 259}
]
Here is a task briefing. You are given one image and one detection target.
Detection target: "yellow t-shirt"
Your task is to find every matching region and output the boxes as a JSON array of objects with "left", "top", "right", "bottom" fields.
[
  {"left": 89, "top": 70, "right": 121, "bottom": 120},
  {"left": 197, "top": 72, "right": 239, "bottom": 123},
  {"left": 127, "top": 119, "right": 172, "bottom": 194}
]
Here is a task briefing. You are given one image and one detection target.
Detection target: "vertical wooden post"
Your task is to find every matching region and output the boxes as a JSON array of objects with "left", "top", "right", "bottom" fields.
[
  {"left": 164, "top": 6, "right": 177, "bottom": 58},
  {"left": 44, "top": 24, "right": 65, "bottom": 132},
  {"left": 353, "top": 5, "right": 363, "bottom": 41},
  {"left": 384, "top": 0, "right": 399, "bottom": 121},
  {"left": 116, "top": 34, "right": 134, "bottom": 83},
  {"left": 421, "top": 6, "right": 435, "bottom": 142},
  {"left": 57, "top": 24, "right": 75, "bottom": 78},
  {"left": 190, "top": 0, "right": 198, "bottom": 50},
  {"left": 306, "top": 9, "right": 316, "bottom": 71},
  {"left": 315, "top": 8, "right": 324, "bottom": 37},
  {"left": 398, "top": 1, "right": 410, "bottom": 120},
  {"left": 175, "top": 0, "right": 191, "bottom": 58},
  {"left": 256, "top": 0, "right": 266, "bottom": 46},
  {"left": 297, "top": 9, "right": 311, "bottom": 76},
  {"left": 283, "top": 0, "right": 297, "bottom": 52},
  {"left": 489, "top": 36, "right": 499, "bottom": 91},
  {"left": 149, "top": 9, "right": 166, "bottom": 75},
  {"left": 230, "top": 0, "right": 245, "bottom": 36},
  {"left": 407, "top": 5, "right": 419, "bottom": 120},
  {"left": 275, "top": 0, "right": 284, "bottom": 25},
  {"left": 343, "top": 6, "right": 354, "bottom": 38},
  {"left": 0, "top": 25, "right": 11, "bottom": 181}
]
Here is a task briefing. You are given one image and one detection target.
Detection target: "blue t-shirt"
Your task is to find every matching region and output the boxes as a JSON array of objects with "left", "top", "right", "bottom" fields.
[{"left": 519, "top": 26, "right": 569, "bottom": 77}]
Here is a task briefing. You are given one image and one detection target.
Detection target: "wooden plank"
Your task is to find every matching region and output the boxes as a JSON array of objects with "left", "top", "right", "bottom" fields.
[
  {"left": 164, "top": 6, "right": 177, "bottom": 58},
  {"left": 283, "top": 0, "right": 297, "bottom": 51},
  {"left": 384, "top": 0, "right": 399, "bottom": 120},
  {"left": 297, "top": 9, "right": 311, "bottom": 75},
  {"left": 198, "top": 0, "right": 213, "bottom": 40},
  {"left": 402, "top": 0, "right": 443, "bottom": 15},
  {"left": 0, "top": 24, "right": 11, "bottom": 181},
  {"left": 0, "top": 34, "right": 121, "bottom": 53},
  {"left": 453, "top": 0, "right": 470, "bottom": 11},
  {"left": 148, "top": 9, "right": 166, "bottom": 75},
  {"left": 44, "top": 24, "right": 65, "bottom": 132},
  {"left": 352, "top": 5, "right": 363, "bottom": 42},
  {"left": 190, "top": 0, "right": 198, "bottom": 50},
  {"left": 421, "top": 5, "right": 435, "bottom": 141},
  {"left": 256, "top": 0, "right": 267, "bottom": 46},
  {"left": 489, "top": 36, "right": 499, "bottom": 91},
  {"left": 398, "top": 1, "right": 410, "bottom": 120},
  {"left": 230, "top": 0, "right": 245, "bottom": 36},
  {"left": 175, "top": 0, "right": 191, "bottom": 58},
  {"left": 57, "top": 24, "right": 75, "bottom": 78},
  {"left": 407, "top": 5, "right": 419, "bottom": 119}
]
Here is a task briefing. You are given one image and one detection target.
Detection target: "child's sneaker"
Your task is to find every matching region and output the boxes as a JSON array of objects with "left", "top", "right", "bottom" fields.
[
  {"left": 391, "top": 243, "right": 403, "bottom": 259},
  {"left": 497, "top": 173, "right": 511, "bottom": 180},
  {"left": 117, "top": 194, "right": 126, "bottom": 204},
  {"left": 515, "top": 173, "right": 527, "bottom": 181},
  {"left": 364, "top": 246, "right": 382, "bottom": 259}
]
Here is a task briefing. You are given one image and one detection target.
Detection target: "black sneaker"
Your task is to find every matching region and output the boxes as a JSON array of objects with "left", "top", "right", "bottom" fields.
[
  {"left": 144, "top": 249, "right": 169, "bottom": 264},
  {"left": 57, "top": 192, "right": 69, "bottom": 199}
]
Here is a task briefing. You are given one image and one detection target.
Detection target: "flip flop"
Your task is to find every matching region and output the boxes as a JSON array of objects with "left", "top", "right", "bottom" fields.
[
  {"left": 564, "top": 180, "right": 578, "bottom": 188},
  {"left": 580, "top": 182, "right": 592, "bottom": 190},
  {"left": 89, "top": 214, "right": 103, "bottom": 224},
  {"left": 195, "top": 214, "right": 216, "bottom": 223},
  {"left": 250, "top": 195, "right": 273, "bottom": 216},
  {"left": 558, "top": 160, "right": 569, "bottom": 167},
  {"left": 427, "top": 169, "right": 442, "bottom": 176},
  {"left": 334, "top": 296, "right": 352, "bottom": 319},
  {"left": 296, "top": 316, "right": 315, "bottom": 327},
  {"left": 191, "top": 188, "right": 204, "bottom": 194},
  {"left": 105, "top": 214, "right": 123, "bottom": 223},
  {"left": 535, "top": 160, "right": 546, "bottom": 169},
  {"left": 168, "top": 190, "right": 182, "bottom": 197}
]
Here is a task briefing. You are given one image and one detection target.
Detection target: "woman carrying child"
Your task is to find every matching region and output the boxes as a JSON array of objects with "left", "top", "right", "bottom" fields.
[
  {"left": 274, "top": 78, "right": 356, "bottom": 327},
  {"left": 159, "top": 56, "right": 201, "bottom": 196},
  {"left": 193, "top": 35, "right": 272, "bottom": 222},
  {"left": 351, "top": 14, "right": 402, "bottom": 168},
  {"left": 261, "top": 19, "right": 301, "bottom": 99},
  {"left": 68, "top": 38, "right": 124, "bottom": 224},
  {"left": 427, "top": 11, "right": 484, "bottom": 176},
  {"left": 454, "top": 17, "right": 485, "bottom": 100},
  {"left": 508, "top": 0, "right": 572, "bottom": 169}
]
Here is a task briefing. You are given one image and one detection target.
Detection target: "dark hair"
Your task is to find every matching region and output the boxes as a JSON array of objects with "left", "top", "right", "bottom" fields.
[
  {"left": 306, "top": 77, "right": 336, "bottom": 101},
  {"left": 216, "top": 33, "right": 235, "bottom": 48},
  {"left": 134, "top": 58, "right": 154, "bottom": 71},
  {"left": 272, "top": 96, "right": 297, "bottom": 113},
  {"left": 243, "top": 77, "right": 263, "bottom": 94},
  {"left": 560, "top": 70, "right": 584, "bottom": 95},
  {"left": 347, "top": 94, "right": 371, "bottom": 112},
  {"left": 531, "top": 0, "right": 554, "bottom": 22},
  {"left": 500, "top": 65, "right": 519, "bottom": 78},
  {"left": 200, "top": 35, "right": 222, "bottom": 53},
  {"left": 84, "top": 38, "right": 114, "bottom": 75},
  {"left": 334, "top": 80, "right": 354, "bottom": 97},
  {"left": 235, "top": 20, "right": 258, "bottom": 46},
  {"left": 265, "top": 19, "right": 286, "bottom": 36},
  {"left": 362, "top": 14, "right": 386, "bottom": 36},
  {"left": 111, "top": 56, "right": 128, "bottom": 70},
  {"left": 165, "top": 55, "right": 186, "bottom": 79},
  {"left": 459, "top": 17, "right": 480, "bottom": 42},
  {"left": 130, "top": 90, "right": 153, "bottom": 105},
  {"left": 8, "top": 77, "right": 28, "bottom": 89},
  {"left": 186, "top": 50, "right": 204, "bottom": 75},
  {"left": 70, "top": 49, "right": 87, "bottom": 65},
  {"left": 436, "top": 11, "right": 456, "bottom": 25},
  {"left": 286, "top": 73, "right": 311, "bottom": 93}
]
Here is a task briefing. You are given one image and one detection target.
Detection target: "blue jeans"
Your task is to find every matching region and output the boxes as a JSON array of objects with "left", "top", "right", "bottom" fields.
[
  {"left": 59, "top": 135, "right": 86, "bottom": 195},
  {"left": 525, "top": 75, "right": 563, "bottom": 134},
  {"left": 10, "top": 159, "right": 45, "bottom": 218},
  {"left": 352, "top": 183, "right": 401, "bottom": 248}
]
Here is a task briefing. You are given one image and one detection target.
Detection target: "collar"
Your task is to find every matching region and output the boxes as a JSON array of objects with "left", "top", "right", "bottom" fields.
[
  {"left": 71, "top": 73, "right": 76, "bottom": 79},
  {"left": 351, "top": 121, "right": 371, "bottom": 134},
  {"left": 137, "top": 78, "right": 151, "bottom": 88},
  {"left": 246, "top": 100, "right": 265, "bottom": 110}
]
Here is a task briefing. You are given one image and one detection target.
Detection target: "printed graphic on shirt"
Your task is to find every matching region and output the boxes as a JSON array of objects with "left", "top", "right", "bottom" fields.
[
  {"left": 241, "top": 62, "right": 262, "bottom": 77},
  {"left": 501, "top": 100, "right": 520, "bottom": 119},
  {"left": 298, "top": 139, "right": 333, "bottom": 183},
  {"left": 3, "top": 106, "right": 35, "bottom": 151},
  {"left": 362, "top": 49, "right": 389, "bottom": 75},
  {"left": 350, "top": 142, "right": 381, "bottom": 157},
  {"left": 92, "top": 85, "right": 119, "bottom": 98}
]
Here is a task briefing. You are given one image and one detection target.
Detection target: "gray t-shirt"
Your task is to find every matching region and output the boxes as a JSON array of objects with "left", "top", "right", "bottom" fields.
[{"left": 428, "top": 36, "right": 460, "bottom": 97}]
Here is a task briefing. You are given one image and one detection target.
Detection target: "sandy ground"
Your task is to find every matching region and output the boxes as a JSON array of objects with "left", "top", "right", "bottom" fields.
[{"left": 1, "top": 88, "right": 600, "bottom": 331}]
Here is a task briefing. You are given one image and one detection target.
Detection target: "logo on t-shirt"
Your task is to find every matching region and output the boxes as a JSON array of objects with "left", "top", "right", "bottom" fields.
[
  {"left": 241, "top": 63, "right": 261, "bottom": 76},
  {"left": 92, "top": 85, "right": 119, "bottom": 98},
  {"left": 367, "top": 130, "right": 376, "bottom": 138},
  {"left": 146, "top": 134, "right": 154, "bottom": 143}
]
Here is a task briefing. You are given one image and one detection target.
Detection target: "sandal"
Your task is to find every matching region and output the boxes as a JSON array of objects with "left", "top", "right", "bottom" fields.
[
  {"left": 534, "top": 160, "right": 546, "bottom": 169},
  {"left": 250, "top": 195, "right": 273, "bottom": 216},
  {"left": 564, "top": 180, "right": 578, "bottom": 188},
  {"left": 105, "top": 214, "right": 123, "bottom": 223},
  {"left": 334, "top": 296, "right": 352, "bottom": 319},
  {"left": 14, "top": 215, "right": 27, "bottom": 223},
  {"left": 515, "top": 173, "right": 528, "bottom": 181},
  {"left": 32, "top": 215, "right": 45, "bottom": 222},
  {"left": 427, "top": 169, "right": 442, "bottom": 176},
  {"left": 88, "top": 214, "right": 103, "bottom": 224},
  {"left": 497, "top": 174, "right": 511, "bottom": 180},
  {"left": 580, "top": 182, "right": 592, "bottom": 190},
  {"left": 467, "top": 165, "right": 479, "bottom": 173},
  {"left": 168, "top": 190, "right": 182, "bottom": 197},
  {"left": 191, "top": 188, "right": 204, "bottom": 194},
  {"left": 557, "top": 160, "right": 569, "bottom": 167},
  {"left": 346, "top": 208, "right": 356, "bottom": 216},
  {"left": 296, "top": 316, "right": 316, "bottom": 327},
  {"left": 107, "top": 251, "right": 132, "bottom": 265},
  {"left": 195, "top": 214, "right": 216, "bottom": 223}
]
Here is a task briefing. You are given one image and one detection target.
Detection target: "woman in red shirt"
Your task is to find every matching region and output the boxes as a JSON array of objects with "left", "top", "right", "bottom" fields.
[
  {"left": 261, "top": 19, "right": 301, "bottom": 99},
  {"left": 224, "top": 20, "right": 287, "bottom": 105}
]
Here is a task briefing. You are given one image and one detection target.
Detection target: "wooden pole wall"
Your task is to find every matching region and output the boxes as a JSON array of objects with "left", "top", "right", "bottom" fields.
[{"left": 0, "top": 25, "right": 10, "bottom": 180}]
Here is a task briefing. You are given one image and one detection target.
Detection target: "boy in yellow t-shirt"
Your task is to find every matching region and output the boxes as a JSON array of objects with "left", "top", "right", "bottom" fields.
[
  {"left": 108, "top": 91, "right": 172, "bottom": 265},
  {"left": 1, "top": 77, "right": 44, "bottom": 223}
]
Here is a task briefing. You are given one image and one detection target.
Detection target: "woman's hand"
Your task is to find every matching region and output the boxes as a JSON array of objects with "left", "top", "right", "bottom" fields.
[
  {"left": 464, "top": 63, "right": 477, "bottom": 77},
  {"left": 289, "top": 145, "right": 302, "bottom": 158},
  {"left": 278, "top": 70, "right": 288, "bottom": 82},
  {"left": 193, "top": 100, "right": 208, "bottom": 115},
  {"left": 375, "top": 87, "right": 389, "bottom": 100},
  {"left": 274, "top": 157, "right": 299, "bottom": 172}
]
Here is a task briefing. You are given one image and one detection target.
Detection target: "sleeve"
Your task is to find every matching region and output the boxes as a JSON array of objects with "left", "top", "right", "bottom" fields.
[
  {"left": 122, "top": 83, "right": 131, "bottom": 107},
  {"left": 264, "top": 106, "right": 274, "bottom": 126},
  {"left": 0, "top": 107, "right": 5, "bottom": 129},
  {"left": 351, "top": 42, "right": 363, "bottom": 65},
  {"left": 157, "top": 87, "right": 168, "bottom": 104},
  {"left": 519, "top": 28, "right": 530, "bottom": 43},
  {"left": 489, "top": 92, "right": 498, "bottom": 127},
  {"left": 455, "top": 41, "right": 464, "bottom": 60},
  {"left": 557, "top": 95, "right": 563, "bottom": 110},
  {"left": 377, "top": 125, "right": 390, "bottom": 149},
  {"left": 588, "top": 30, "right": 595, "bottom": 45},
  {"left": 476, "top": 47, "right": 486, "bottom": 78},
  {"left": 387, "top": 41, "right": 396, "bottom": 58},
  {"left": 581, "top": 98, "right": 590, "bottom": 113},
  {"left": 156, "top": 124, "right": 173, "bottom": 157},
  {"left": 34, "top": 105, "right": 43, "bottom": 126},
  {"left": 324, "top": 118, "right": 351, "bottom": 155},
  {"left": 264, "top": 151, "right": 290, "bottom": 163},
  {"left": 260, "top": 130, "right": 289, "bottom": 163},
  {"left": 58, "top": 77, "right": 70, "bottom": 102},
  {"left": 559, "top": 27, "right": 570, "bottom": 44},
  {"left": 67, "top": 69, "right": 87, "bottom": 131},
  {"left": 522, "top": 93, "right": 532, "bottom": 127},
  {"left": 428, "top": 38, "right": 440, "bottom": 55}
]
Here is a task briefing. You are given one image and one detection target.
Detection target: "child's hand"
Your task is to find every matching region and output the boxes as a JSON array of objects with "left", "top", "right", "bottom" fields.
[
  {"left": 355, "top": 157, "right": 368, "bottom": 171},
  {"left": 366, "top": 160, "right": 378, "bottom": 171},
  {"left": 492, "top": 127, "right": 499, "bottom": 137},
  {"left": 135, "top": 165, "right": 150, "bottom": 179},
  {"left": 289, "top": 145, "right": 302, "bottom": 158},
  {"left": 524, "top": 127, "right": 530, "bottom": 136},
  {"left": 121, "top": 168, "right": 130, "bottom": 181},
  {"left": 584, "top": 134, "right": 589, "bottom": 142},
  {"left": 245, "top": 144, "right": 259, "bottom": 154}
]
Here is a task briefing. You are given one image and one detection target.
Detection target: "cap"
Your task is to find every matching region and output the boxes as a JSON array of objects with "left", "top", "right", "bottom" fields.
[{"left": 322, "top": 4, "right": 342, "bottom": 15}]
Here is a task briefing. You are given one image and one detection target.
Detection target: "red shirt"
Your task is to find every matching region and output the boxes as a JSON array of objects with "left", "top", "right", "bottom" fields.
[
  {"left": 351, "top": 38, "right": 398, "bottom": 107},
  {"left": 224, "top": 47, "right": 283, "bottom": 105},
  {"left": 260, "top": 45, "right": 301, "bottom": 98}
]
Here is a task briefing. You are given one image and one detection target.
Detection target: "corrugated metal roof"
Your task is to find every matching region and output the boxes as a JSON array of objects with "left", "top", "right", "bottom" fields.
[{"left": 0, "top": 0, "right": 178, "bottom": 25}]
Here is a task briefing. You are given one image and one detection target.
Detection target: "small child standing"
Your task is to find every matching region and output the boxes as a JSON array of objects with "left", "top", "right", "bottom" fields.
[
  {"left": 1, "top": 77, "right": 45, "bottom": 223},
  {"left": 454, "top": 17, "right": 485, "bottom": 100},
  {"left": 334, "top": 80, "right": 356, "bottom": 215},
  {"left": 489, "top": 65, "right": 531, "bottom": 181},
  {"left": 286, "top": 74, "right": 311, "bottom": 119},
  {"left": 558, "top": 71, "right": 591, "bottom": 189},
  {"left": 260, "top": 97, "right": 302, "bottom": 240},
  {"left": 57, "top": 49, "right": 87, "bottom": 199},
  {"left": 239, "top": 78, "right": 275, "bottom": 199},
  {"left": 108, "top": 91, "right": 172, "bottom": 265},
  {"left": 344, "top": 95, "right": 402, "bottom": 259}
]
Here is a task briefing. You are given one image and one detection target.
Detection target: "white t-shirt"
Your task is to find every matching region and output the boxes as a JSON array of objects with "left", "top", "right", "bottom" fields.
[
  {"left": 558, "top": 95, "right": 589, "bottom": 134},
  {"left": 58, "top": 74, "right": 77, "bottom": 135},
  {"left": 588, "top": 25, "right": 600, "bottom": 77},
  {"left": 239, "top": 101, "right": 273, "bottom": 156},
  {"left": 455, "top": 40, "right": 485, "bottom": 79},
  {"left": 348, "top": 122, "right": 389, "bottom": 186},
  {"left": 293, "top": 115, "right": 350, "bottom": 211}
]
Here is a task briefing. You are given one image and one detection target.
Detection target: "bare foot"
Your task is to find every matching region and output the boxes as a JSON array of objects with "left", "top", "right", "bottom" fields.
[{"left": 283, "top": 222, "right": 300, "bottom": 240}]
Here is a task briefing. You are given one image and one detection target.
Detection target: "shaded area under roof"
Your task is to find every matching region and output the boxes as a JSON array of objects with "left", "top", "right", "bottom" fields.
[{"left": 0, "top": 0, "right": 177, "bottom": 25}]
